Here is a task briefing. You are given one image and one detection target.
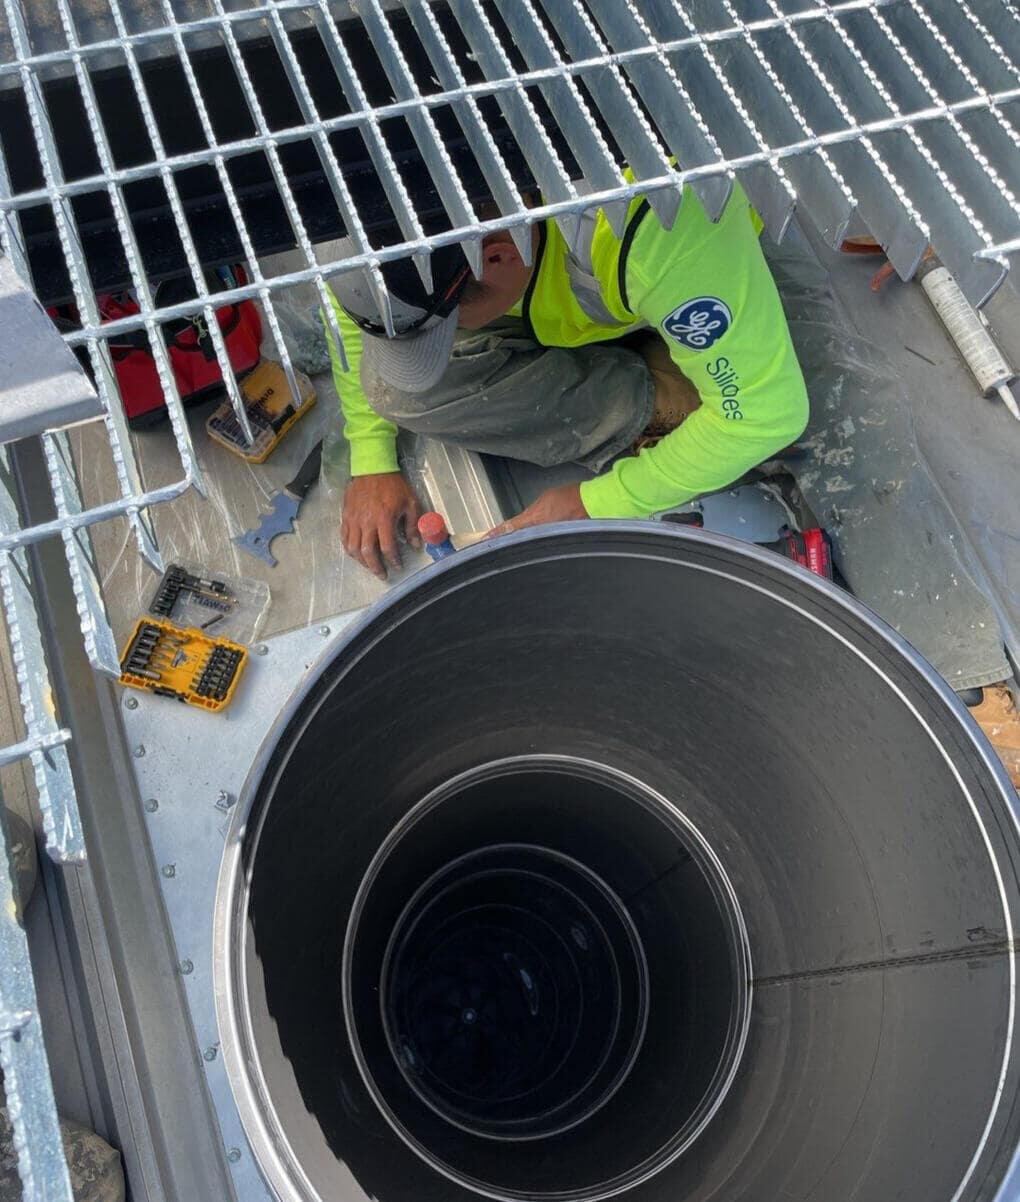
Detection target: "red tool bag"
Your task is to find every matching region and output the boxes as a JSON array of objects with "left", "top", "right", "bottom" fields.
[{"left": 51, "top": 265, "right": 263, "bottom": 428}]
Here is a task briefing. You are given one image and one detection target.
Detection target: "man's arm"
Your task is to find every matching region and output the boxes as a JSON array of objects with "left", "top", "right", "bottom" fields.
[
  {"left": 579, "top": 185, "right": 809, "bottom": 519},
  {"left": 323, "top": 292, "right": 400, "bottom": 475},
  {"left": 322, "top": 290, "right": 422, "bottom": 577}
]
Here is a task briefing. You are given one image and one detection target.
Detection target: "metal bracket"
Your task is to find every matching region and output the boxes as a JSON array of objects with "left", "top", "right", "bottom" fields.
[{"left": 0, "top": 256, "right": 100, "bottom": 442}]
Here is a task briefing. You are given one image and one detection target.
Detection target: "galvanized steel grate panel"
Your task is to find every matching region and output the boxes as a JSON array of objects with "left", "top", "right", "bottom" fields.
[
  {"left": 0, "top": 443, "right": 84, "bottom": 1202},
  {"left": 0, "top": 1, "right": 1017, "bottom": 1198},
  {"left": 0, "top": 0, "right": 1012, "bottom": 613}
]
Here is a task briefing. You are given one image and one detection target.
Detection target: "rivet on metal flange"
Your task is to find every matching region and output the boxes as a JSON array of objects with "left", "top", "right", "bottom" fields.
[
  {"left": 124, "top": 696, "right": 138, "bottom": 710},
  {"left": 179, "top": 959, "right": 194, "bottom": 975},
  {"left": 133, "top": 745, "right": 146, "bottom": 758},
  {"left": 203, "top": 1045, "right": 218, "bottom": 1062},
  {"left": 143, "top": 798, "right": 158, "bottom": 813},
  {"left": 161, "top": 863, "right": 176, "bottom": 879},
  {"left": 253, "top": 643, "right": 268, "bottom": 656},
  {"left": 227, "top": 1148, "right": 241, "bottom": 1163},
  {"left": 318, "top": 625, "right": 330, "bottom": 637}
]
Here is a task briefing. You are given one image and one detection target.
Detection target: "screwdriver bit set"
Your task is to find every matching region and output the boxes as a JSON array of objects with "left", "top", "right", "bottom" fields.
[
  {"left": 206, "top": 358, "right": 316, "bottom": 462},
  {"left": 150, "top": 564, "right": 235, "bottom": 621},
  {"left": 119, "top": 618, "right": 248, "bottom": 711},
  {"left": 146, "top": 562, "right": 270, "bottom": 644},
  {"left": 193, "top": 644, "right": 245, "bottom": 702}
]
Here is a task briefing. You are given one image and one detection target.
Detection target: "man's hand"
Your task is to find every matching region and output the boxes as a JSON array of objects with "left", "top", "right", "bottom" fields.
[
  {"left": 486, "top": 482, "right": 589, "bottom": 538},
  {"left": 342, "top": 472, "right": 422, "bottom": 579}
]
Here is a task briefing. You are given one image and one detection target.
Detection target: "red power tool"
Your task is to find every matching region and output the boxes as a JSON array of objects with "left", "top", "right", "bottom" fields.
[
  {"left": 764, "top": 527, "right": 834, "bottom": 580},
  {"left": 664, "top": 514, "right": 834, "bottom": 581}
]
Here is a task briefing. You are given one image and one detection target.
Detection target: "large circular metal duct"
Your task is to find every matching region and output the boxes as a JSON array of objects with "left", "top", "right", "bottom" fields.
[{"left": 215, "top": 523, "right": 1020, "bottom": 1202}]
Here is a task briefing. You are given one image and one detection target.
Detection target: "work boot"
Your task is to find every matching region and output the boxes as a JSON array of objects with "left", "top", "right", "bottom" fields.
[
  {"left": 634, "top": 336, "right": 702, "bottom": 450},
  {"left": 969, "top": 683, "right": 1020, "bottom": 790},
  {"left": 641, "top": 391, "right": 694, "bottom": 440}
]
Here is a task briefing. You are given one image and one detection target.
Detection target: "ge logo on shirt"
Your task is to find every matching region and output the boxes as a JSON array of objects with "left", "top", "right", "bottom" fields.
[{"left": 661, "top": 297, "right": 732, "bottom": 351}]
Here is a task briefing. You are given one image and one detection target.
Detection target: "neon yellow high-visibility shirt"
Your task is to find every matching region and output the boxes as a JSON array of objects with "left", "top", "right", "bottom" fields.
[{"left": 325, "top": 182, "right": 808, "bottom": 518}]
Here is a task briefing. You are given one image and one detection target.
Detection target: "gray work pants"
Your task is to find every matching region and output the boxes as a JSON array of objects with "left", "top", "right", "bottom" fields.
[{"left": 366, "top": 238, "right": 1009, "bottom": 690}]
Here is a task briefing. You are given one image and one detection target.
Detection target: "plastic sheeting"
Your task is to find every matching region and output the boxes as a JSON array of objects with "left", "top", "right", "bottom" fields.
[
  {"left": 763, "top": 226, "right": 1010, "bottom": 689},
  {"left": 73, "top": 248, "right": 433, "bottom": 649},
  {"left": 73, "top": 401, "right": 437, "bottom": 649}
]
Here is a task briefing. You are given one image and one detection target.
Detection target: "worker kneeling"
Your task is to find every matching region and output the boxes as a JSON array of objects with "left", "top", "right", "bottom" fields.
[
  {"left": 325, "top": 182, "right": 808, "bottom": 578},
  {"left": 323, "top": 182, "right": 1020, "bottom": 787}
]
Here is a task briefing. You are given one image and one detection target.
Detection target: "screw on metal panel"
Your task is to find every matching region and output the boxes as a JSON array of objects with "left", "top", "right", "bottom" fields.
[
  {"left": 253, "top": 643, "right": 268, "bottom": 656},
  {"left": 227, "top": 1148, "right": 241, "bottom": 1163},
  {"left": 318, "top": 625, "right": 330, "bottom": 636},
  {"left": 215, "top": 790, "right": 235, "bottom": 811},
  {"left": 124, "top": 695, "right": 138, "bottom": 710},
  {"left": 203, "top": 1045, "right": 218, "bottom": 1062},
  {"left": 179, "top": 959, "right": 194, "bottom": 975},
  {"left": 143, "top": 798, "right": 158, "bottom": 813},
  {"left": 161, "top": 863, "right": 176, "bottom": 878},
  {"left": 133, "top": 744, "right": 145, "bottom": 757}
]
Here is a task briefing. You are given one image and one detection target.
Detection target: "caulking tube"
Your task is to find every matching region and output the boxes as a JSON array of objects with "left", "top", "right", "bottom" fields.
[{"left": 916, "top": 255, "right": 1019, "bottom": 420}]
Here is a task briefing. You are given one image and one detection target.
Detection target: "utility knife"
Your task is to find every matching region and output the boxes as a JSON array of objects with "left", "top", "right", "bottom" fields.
[{"left": 233, "top": 439, "right": 323, "bottom": 567}]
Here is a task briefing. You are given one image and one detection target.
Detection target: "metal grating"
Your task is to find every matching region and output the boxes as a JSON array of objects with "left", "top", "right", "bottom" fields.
[
  {"left": 0, "top": 0, "right": 1017, "bottom": 587},
  {"left": 0, "top": 0, "right": 1017, "bottom": 1198},
  {"left": 0, "top": 443, "right": 84, "bottom": 1202}
]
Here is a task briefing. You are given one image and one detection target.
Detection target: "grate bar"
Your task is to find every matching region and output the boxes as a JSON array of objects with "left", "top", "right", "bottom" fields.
[
  {"left": 847, "top": 3, "right": 1017, "bottom": 302},
  {"left": 953, "top": 0, "right": 1020, "bottom": 89},
  {"left": 257, "top": 0, "right": 388, "bottom": 372},
  {"left": 0, "top": 907, "right": 75, "bottom": 1202},
  {"left": 0, "top": 478, "right": 193, "bottom": 556},
  {"left": 152, "top": 0, "right": 349, "bottom": 374},
  {"left": 136, "top": 0, "right": 303, "bottom": 446},
  {"left": 308, "top": 11, "right": 410, "bottom": 335},
  {"left": 540, "top": 0, "right": 682, "bottom": 231},
  {"left": 0, "top": 16, "right": 1012, "bottom": 227},
  {"left": 0, "top": 726, "right": 70, "bottom": 764},
  {"left": 878, "top": 11, "right": 1019, "bottom": 229},
  {"left": 403, "top": 0, "right": 536, "bottom": 262},
  {"left": 42, "top": 433, "right": 123, "bottom": 678},
  {"left": 0, "top": 0, "right": 904, "bottom": 81},
  {"left": 45, "top": 0, "right": 209, "bottom": 503},
  {"left": 0, "top": 450, "right": 84, "bottom": 861},
  {"left": 893, "top": 1, "right": 1020, "bottom": 203},
  {"left": 443, "top": 0, "right": 588, "bottom": 250},
  {"left": 0, "top": 164, "right": 28, "bottom": 280},
  {"left": 980, "top": 236, "right": 1020, "bottom": 261},
  {"left": 0, "top": 447, "right": 82, "bottom": 1202},
  {"left": 490, "top": 0, "right": 632, "bottom": 237},
  {"left": 31, "top": 55, "right": 1009, "bottom": 351},
  {"left": 676, "top": 0, "right": 857, "bottom": 246},
  {"left": 358, "top": 0, "right": 486, "bottom": 270},
  {"left": 315, "top": 5, "right": 438, "bottom": 295},
  {"left": 747, "top": 0, "right": 930, "bottom": 282},
  {"left": 0, "top": 0, "right": 180, "bottom": 569},
  {"left": 802, "top": 4, "right": 1011, "bottom": 304},
  {"left": 310, "top": 4, "right": 437, "bottom": 315},
  {"left": 628, "top": 0, "right": 805, "bottom": 237},
  {"left": 583, "top": 0, "right": 735, "bottom": 223},
  {"left": 0, "top": 729, "right": 71, "bottom": 770}
]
